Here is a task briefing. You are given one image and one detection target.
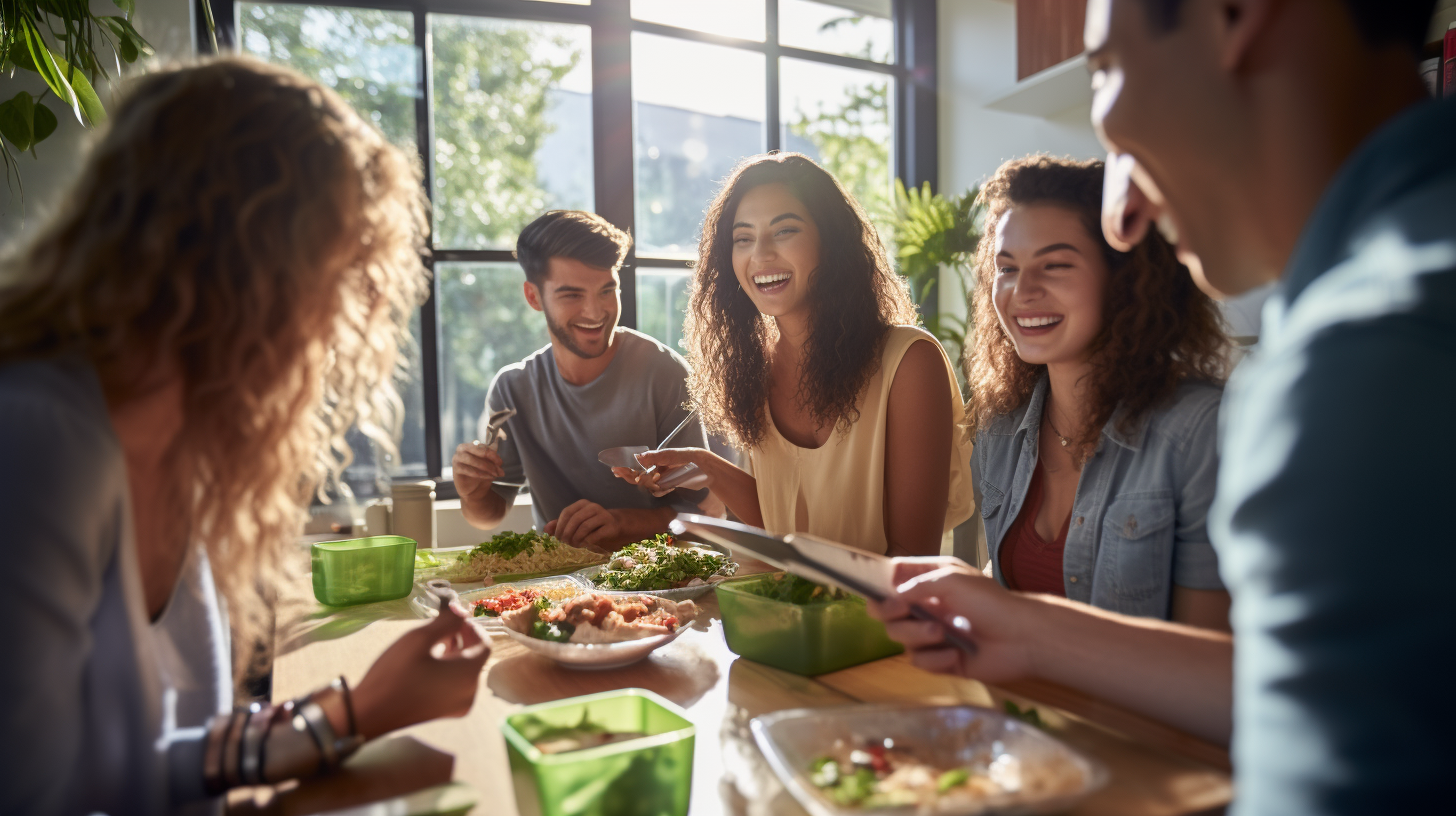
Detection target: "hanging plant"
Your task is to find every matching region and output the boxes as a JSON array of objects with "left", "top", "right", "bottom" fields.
[{"left": 0, "top": 0, "right": 161, "bottom": 198}]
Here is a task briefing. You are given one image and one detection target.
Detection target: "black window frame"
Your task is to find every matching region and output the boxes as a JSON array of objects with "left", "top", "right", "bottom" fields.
[{"left": 202, "top": 0, "right": 937, "bottom": 495}]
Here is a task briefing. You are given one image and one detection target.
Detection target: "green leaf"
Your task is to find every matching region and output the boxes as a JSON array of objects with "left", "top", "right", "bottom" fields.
[
  {"left": 111, "top": 0, "right": 136, "bottom": 16},
  {"left": 52, "top": 51, "right": 106, "bottom": 127},
  {"left": 0, "top": 93, "right": 35, "bottom": 152},
  {"left": 118, "top": 35, "right": 136, "bottom": 63},
  {"left": 31, "top": 101, "right": 57, "bottom": 144},
  {"left": 20, "top": 19, "right": 83, "bottom": 124}
]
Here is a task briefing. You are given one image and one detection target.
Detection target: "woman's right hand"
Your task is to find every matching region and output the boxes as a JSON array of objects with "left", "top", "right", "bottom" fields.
[
  {"left": 348, "top": 600, "right": 490, "bottom": 740},
  {"left": 611, "top": 447, "right": 710, "bottom": 497},
  {"left": 868, "top": 557, "right": 1038, "bottom": 685}
]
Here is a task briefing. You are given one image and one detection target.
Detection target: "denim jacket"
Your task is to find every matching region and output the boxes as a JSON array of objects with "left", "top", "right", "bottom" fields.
[{"left": 973, "top": 375, "right": 1225, "bottom": 619}]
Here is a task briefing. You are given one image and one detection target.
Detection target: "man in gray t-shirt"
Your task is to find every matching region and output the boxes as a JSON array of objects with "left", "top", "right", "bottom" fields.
[{"left": 450, "top": 210, "right": 710, "bottom": 550}]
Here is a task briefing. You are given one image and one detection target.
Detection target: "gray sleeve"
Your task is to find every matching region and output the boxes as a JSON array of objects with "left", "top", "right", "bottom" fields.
[
  {"left": 483, "top": 371, "right": 526, "bottom": 501},
  {"left": 0, "top": 396, "right": 208, "bottom": 811},
  {"left": 1170, "top": 393, "right": 1224, "bottom": 591}
]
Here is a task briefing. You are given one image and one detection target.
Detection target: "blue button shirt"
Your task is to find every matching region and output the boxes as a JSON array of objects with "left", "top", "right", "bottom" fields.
[
  {"left": 1212, "top": 98, "right": 1456, "bottom": 815},
  {"left": 973, "top": 374, "right": 1225, "bottom": 619}
]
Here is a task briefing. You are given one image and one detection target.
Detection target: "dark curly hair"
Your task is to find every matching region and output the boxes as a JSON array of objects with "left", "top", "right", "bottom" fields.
[
  {"left": 965, "top": 155, "right": 1227, "bottom": 458},
  {"left": 685, "top": 152, "right": 920, "bottom": 449}
]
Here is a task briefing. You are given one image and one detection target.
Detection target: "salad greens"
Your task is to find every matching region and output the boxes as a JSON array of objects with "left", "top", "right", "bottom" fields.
[
  {"left": 739, "top": 573, "right": 853, "bottom": 605},
  {"left": 531, "top": 619, "right": 575, "bottom": 642},
  {"left": 1003, "top": 700, "right": 1045, "bottom": 728},
  {"left": 590, "top": 535, "right": 733, "bottom": 591}
]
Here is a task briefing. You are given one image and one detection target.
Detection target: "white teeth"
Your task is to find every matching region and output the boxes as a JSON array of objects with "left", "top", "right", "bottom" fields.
[
  {"left": 753, "top": 272, "right": 791, "bottom": 285},
  {"left": 1016, "top": 316, "right": 1063, "bottom": 328},
  {"left": 575, "top": 322, "right": 604, "bottom": 330}
]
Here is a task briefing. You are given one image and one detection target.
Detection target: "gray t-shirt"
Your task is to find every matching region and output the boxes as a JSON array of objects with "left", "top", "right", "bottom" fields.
[{"left": 482, "top": 328, "right": 708, "bottom": 529}]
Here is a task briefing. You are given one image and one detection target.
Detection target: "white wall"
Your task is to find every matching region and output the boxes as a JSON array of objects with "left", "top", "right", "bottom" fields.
[
  {"left": 935, "top": 0, "right": 1105, "bottom": 322},
  {"left": 0, "top": 0, "right": 194, "bottom": 243}
]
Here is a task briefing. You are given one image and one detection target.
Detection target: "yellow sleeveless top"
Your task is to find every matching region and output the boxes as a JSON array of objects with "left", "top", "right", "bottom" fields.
[{"left": 747, "top": 325, "right": 974, "bottom": 554}]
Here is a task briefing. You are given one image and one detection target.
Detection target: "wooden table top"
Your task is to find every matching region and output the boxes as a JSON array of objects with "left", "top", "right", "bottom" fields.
[{"left": 259, "top": 563, "right": 1233, "bottom": 816}]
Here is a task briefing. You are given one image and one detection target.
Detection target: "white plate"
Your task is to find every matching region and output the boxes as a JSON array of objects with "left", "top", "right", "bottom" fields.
[
  {"left": 752, "top": 704, "right": 1107, "bottom": 816},
  {"left": 499, "top": 619, "right": 692, "bottom": 670}
]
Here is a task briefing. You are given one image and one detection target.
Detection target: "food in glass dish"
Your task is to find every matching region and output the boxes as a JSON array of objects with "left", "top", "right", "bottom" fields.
[
  {"left": 739, "top": 573, "right": 853, "bottom": 605},
  {"left": 501, "top": 591, "right": 697, "bottom": 644},
  {"left": 515, "top": 711, "right": 649, "bottom": 755},
  {"left": 473, "top": 586, "right": 549, "bottom": 617},
  {"left": 443, "top": 530, "right": 602, "bottom": 582},
  {"left": 807, "top": 738, "right": 1084, "bottom": 810},
  {"left": 587, "top": 534, "right": 736, "bottom": 591}
]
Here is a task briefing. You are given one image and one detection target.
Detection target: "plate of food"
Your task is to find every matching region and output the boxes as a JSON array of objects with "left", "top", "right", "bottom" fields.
[
  {"left": 572, "top": 534, "right": 737, "bottom": 600},
  {"left": 414, "top": 530, "right": 606, "bottom": 585},
  {"left": 498, "top": 590, "right": 699, "bottom": 670},
  {"left": 752, "top": 704, "right": 1105, "bottom": 815},
  {"left": 407, "top": 574, "right": 592, "bottom": 634}
]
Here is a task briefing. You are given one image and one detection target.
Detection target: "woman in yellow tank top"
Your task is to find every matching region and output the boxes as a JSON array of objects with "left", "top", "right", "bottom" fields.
[{"left": 619, "top": 153, "right": 973, "bottom": 555}]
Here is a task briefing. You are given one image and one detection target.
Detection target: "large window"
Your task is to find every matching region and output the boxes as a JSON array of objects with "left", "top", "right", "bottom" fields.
[{"left": 217, "top": 0, "right": 935, "bottom": 493}]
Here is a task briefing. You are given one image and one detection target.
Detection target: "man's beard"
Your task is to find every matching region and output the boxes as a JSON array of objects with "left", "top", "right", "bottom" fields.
[{"left": 544, "top": 307, "right": 615, "bottom": 360}]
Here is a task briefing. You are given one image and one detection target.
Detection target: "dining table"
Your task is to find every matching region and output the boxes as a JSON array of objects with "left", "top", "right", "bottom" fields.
[{"left": 238, "top": 552, "right": 1235, "bottom": 816}]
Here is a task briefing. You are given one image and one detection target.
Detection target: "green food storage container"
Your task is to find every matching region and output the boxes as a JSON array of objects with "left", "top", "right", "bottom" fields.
[
  {"left": 502, "top": 689, "right": 695, "bottom": 816},
  {"left": 714, "top": 573, "right": 904, "bottom": 676},
  {"left": 311, "top": 535, "right": 417, "bottom": 606}
]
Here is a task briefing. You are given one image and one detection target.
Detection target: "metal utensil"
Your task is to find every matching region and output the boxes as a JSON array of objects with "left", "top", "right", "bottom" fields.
[
  {"left": 475, "top": 407, "right": 516, "bottom": 452},
  {"left": 597, "top": 409, "right": 707, "bottom": 490}
]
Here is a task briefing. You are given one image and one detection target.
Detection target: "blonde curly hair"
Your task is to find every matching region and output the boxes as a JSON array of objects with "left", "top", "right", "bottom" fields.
[{"left": 0, "top": 57, "right": 429, "bottom": 674}]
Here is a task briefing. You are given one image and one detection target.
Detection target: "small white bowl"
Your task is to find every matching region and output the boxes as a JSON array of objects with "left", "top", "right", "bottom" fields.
[{"left": 500, "top": 622, "right": 691, "bottom": 670}]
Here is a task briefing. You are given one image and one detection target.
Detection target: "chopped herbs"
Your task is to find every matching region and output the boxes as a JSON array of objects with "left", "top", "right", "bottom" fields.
[{"left": 473, "top": 530, "right": 561, "bottom": 561}]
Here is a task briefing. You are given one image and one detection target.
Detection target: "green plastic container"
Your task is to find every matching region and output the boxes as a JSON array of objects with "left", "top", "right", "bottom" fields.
[
  {"left": 714, "top": 573, "right": 904, "bottom": 676},
  {"left": 502, "top": 689, "right": 695, "bottom": 816},
  {"left": 311, "top": 535, "right": 417, "bottom": 606}
]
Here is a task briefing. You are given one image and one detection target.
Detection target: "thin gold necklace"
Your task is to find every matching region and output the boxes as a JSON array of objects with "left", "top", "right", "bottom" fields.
[{"left": 1046, "top": 415, "right": 1073, "bottom": 447}]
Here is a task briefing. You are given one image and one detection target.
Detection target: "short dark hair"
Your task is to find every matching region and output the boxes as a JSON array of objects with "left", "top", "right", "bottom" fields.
[
  {"left": 1138, "top": 0, "right": 1438, "bottom": 53},
  {"left": 514, "top": 210, "right": 631, "bottom": 285}
]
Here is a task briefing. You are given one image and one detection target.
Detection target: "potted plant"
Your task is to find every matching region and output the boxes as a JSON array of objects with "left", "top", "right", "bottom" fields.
[{"left": 886, "top": 179, "right": 985, "bottom": 377}]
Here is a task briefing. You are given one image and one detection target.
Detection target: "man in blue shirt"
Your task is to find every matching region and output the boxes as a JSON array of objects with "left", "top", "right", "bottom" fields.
[{"left": 875, "top": 1, "right": 1454, "bottom": 813}]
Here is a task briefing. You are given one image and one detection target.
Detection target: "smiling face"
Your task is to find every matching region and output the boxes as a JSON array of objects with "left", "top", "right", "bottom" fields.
[
  {"left": 731, "top": 183, "right": 822, "bottom": 320},
  {"left": 991, "top": 204, "right": 1109, "bottom": 367},
  {"left": 526, "top": 256, "right": 621, "bottom": 359}
]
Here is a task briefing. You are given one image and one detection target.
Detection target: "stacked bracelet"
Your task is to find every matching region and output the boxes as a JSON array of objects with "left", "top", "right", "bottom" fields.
[{"left": 199, "top": 675, "right": 365, "bottom": 795}]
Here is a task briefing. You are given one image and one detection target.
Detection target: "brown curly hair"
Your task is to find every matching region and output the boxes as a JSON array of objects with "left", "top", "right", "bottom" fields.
[
  {"left": 965, "top": 155, "right": 1227, "bottom": 457},
  {"left": 0, "top": 57, "right": 429, "bottom": 679},
  {"left": 684, "top": 152, "right": 920, "bottom": 449}
]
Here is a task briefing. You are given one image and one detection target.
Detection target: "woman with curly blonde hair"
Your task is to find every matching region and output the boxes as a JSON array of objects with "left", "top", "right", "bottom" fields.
[
  {"left": 965, "top": 155, "right": 1230, "bottom": 627},
  {"left": 619, "top": 153, "right": 973, "bottom": 556},
  {"left": 0, "top": 59, "right": 488, "bottom": 814}
]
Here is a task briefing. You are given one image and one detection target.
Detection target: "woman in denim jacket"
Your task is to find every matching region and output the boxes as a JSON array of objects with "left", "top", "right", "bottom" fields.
[{"left": 966, "top": 156, "right": 1231, "bottom": 628}]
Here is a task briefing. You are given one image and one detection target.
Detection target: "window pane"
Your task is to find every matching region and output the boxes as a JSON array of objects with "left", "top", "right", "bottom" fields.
[
  {"left": 779, "top": 0, "right": 894, "bottom": 63},
  {"left": 237, "top": 4, "right": 418, "bottom": 151},
  {"left": 633, "top": 32, "right": 766, "bottom": 257},
  {"left": 430, "top": 15, "right": 593, "bottom": 250},
  {"left": 781, "top": 57, "right": 894, "bottom": 236},
  {"left": 631, "top": 0, "right": 765, "bottom": 41},
  {"left": 635, "top": 267, "right": 693, "bottom": 353},
  {"left": 438, "top": 262, "right": 550, "bottom": 460},
  {"left": 239, "top": 3, "right": 426, "bottom": 485}
]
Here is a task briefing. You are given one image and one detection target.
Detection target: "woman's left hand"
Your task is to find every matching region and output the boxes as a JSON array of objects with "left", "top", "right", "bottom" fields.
[{"left": 611, "top": 447, "right": 709, "bottom": 497}]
